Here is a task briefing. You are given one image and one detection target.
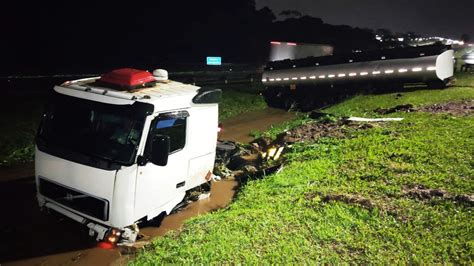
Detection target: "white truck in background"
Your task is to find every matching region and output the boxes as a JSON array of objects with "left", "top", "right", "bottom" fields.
[{"left": 35, "top": 68, "right": 221, "bottom": 243}]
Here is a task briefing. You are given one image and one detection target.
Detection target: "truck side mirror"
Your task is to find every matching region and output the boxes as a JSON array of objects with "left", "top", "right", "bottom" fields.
[{"left": 150, "top": 135, "right": 170, "bottom": 166}]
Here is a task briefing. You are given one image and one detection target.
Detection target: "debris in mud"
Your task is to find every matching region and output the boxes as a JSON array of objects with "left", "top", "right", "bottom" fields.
[
  {"left": 403, "top": 185, "right": 474, "bottom": 207},
  {"left": 372, "top": 100, "right": 474, "bottom": 116},
  {"left": 374, "top": 104, "right": 415, "bottom": 114},
  {"left": 419, "top": 100, "right": 474, "bottom": 116},
  {"left": 306, "top": 192, "right": 407, "bottom": 221},
  {"left": 272, "top": 120, "right": 373, "bottom": 145},
  {"left": 321, "top": 194, "right": 375, "bottom": 209},
  {"left": 215, "top": 116, "right": 379, "bottom": 183},
  {"left": 403, "top": 185, "right": 447, "bottom": 199},
  {"left": 119, "top": 241, "right": 149, "bottom": 255},
  {"left": 71, "top": 252, "right": 83, "bottom": 262}
]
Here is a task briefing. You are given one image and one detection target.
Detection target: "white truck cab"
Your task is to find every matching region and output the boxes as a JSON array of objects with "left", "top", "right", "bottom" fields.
[{"left": 35, "top": 68, "right": 221, "bottom": 243}]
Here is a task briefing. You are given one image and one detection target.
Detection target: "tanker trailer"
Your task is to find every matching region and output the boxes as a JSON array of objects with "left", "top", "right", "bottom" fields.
[{"left": 262, "top": 44, "right": 454, "bottom": 110}]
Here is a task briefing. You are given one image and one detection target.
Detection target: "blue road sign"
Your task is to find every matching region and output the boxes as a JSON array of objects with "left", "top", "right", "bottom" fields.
[{"left": 206, "top": 57, "right": 222, "bottom": 65}]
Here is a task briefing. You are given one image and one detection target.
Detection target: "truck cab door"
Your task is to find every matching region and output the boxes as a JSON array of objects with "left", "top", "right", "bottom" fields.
[{"left": 135, "top": 110, "right": 189, "bottom": 219}]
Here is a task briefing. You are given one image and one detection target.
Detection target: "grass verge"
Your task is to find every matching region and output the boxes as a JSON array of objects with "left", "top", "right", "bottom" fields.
[{"left": 133, "top": 73, "right": 474, "bottom": 264}]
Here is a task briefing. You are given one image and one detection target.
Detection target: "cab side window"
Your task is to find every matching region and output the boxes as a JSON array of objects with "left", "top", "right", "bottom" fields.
[{"left": 149, "top": 112, "right": 188, "bottom": 153}]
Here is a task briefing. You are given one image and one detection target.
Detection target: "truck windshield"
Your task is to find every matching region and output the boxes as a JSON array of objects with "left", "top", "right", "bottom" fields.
[{"left": 37, "top": 93, "right": 152, "bottom": 166}]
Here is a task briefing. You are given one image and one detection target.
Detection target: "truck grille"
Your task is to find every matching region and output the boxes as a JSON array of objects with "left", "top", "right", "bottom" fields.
[{"left": 39, "top": 178, "right": 109, "bottom": 221}]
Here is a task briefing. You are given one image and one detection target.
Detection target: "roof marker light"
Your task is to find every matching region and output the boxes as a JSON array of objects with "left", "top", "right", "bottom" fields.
[
  {"left": 398, "top": 68, "right": 408, "bottom": 73},
  {"left": 328, "top": 74, "right": 335, "bottom": 78},
  {"left": 300, "top": 76, "right": 307, "bottom": 80},
  {"left": 372, "top": 71, "right": 381, "bottom": 75},
  {"left": 349, "top": 73, "right": 357, "bottom": 77},
  {"left": 338, "top": 74, "right": 346, "bottom": 77},
  {"left": 287, "top": 42, "right": 297, "bottom": 46},
  {"left": 427, "top": 66, "right": 436, "bottom": 71},
  {"left": 412, "top": 67, "right": 422, "bottom": 72},
  {"left": 309, "top": 76, "right": 316, "bottom": 79},
  {"left": 283, "top": 77, "right": 290, "bottom": 81},
  {"left": 292, "top": 77, "right": 298, "bottom": 80},
  {"left": 384, "top": 70, "right": 394, "bottom": 74},
  {"left": 360, "top": 72, "right": 369, "bottom": 76},
  {"left": 318, "top": 75, "right": 326, "bottom": 79},
  {"left": 270, "top": 41, "right": 281, "bottom": 45}
]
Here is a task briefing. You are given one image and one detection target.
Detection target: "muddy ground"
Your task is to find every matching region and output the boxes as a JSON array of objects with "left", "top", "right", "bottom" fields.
[
  {"left": 375, "top": 100, "right": 474, "bottom": 116},
  {"left": 419, "top": 100, "right": 474, "bottom": 115},
  {"left": 0, "top": 108, "right": 294, "bottom": 265}
]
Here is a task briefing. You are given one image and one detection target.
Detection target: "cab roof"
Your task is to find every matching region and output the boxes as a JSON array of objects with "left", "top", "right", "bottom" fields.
[{"left": 57, "top": 76, "right": 200, "bottom": 105}]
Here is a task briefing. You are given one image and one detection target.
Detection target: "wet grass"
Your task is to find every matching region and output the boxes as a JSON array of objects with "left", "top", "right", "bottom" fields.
[
  {"left": 0, "top": 95, "right": 46, "bottom": 166},
  {"left": 219, "top": 85, "right": 266, "bottom": 120},
  {"left": 133, "top": 73, "right": 474, "bottom": 264}
]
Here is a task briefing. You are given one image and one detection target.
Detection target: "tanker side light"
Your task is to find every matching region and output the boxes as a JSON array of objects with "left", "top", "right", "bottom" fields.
[
  {"left": 287, "top": 42, "right": 297, "bottom": 46},
  {"left": 300, "top": 76, "right": 307, "bottom": 80},
  {"left": 283, "top": 78, "right": 290, "bottom": 81},
  {"left": 262, "top": 78, "right": 267, "bottom": 82},
  {"left": 328, "top": 74, "right": 335, "bottom": 78},
  {"left": 337, "top": 73, "right": 346, "bottom": 77},
  {"left": 270, "top": 41, "right": 281, "bottom": 45},
  {"left": 412, "top": 67, "right": 422, "bottom": 72},
  {"left": 372, "top": 71, "right": 381, "bottom": 75},
  {"left": 426, "top": 66, "right": 436, "bottom": 71},
  {"left": 269, "top": 78, "right": 275, "bottom": 81},
  {"left": 360, "top": 72, "right": 369, "bottom": 76},
  {"left": 318, "top": 75, "right": 326, "bottom": 79},
  {"left": 276, "top": 78, "right": 282, "bottom": 81},
  {"left": 292, "top": 77, "right": 298, "bottom": 80},
  {"left": 398, "top": 68, "right": 408, "bottom": 73},
  {"left": 309, "top": 76, "right": 316, "bottom": 79},
  {"left": 349, "top": 73, "right": 357, "bottom": 77},
  {"left": 385, "top": 70, "right": 394, "bottom": 74}
]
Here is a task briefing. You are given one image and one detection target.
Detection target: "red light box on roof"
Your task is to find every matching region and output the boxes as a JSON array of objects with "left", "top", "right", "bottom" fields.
[{"left": 99, "top": 68, "right": 156, "bottom": 89}]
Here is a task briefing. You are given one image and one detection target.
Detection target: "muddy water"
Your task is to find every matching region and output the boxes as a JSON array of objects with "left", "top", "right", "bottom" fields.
[
  {"left": 220, "top": 108, "right": 296, "bottom": 143},
  {"left": 1, "top": 107, "right": 294, "bottom": 265}
]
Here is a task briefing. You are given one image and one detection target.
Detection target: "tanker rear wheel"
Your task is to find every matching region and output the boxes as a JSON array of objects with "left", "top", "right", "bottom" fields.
[
  {"left": 263, "top": 88, "right": 292, "bottom": 110},
  {"left": 427, "top": 81, "right": 446, "bottom": 89}
]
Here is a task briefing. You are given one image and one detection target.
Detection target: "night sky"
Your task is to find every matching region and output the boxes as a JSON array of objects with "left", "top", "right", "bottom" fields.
[
  {"left": 2, "top": 1, "right": 472, "bottom": 75},
  {"left": 256, "top": 0, "right": 474, "bottom": 39}
]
